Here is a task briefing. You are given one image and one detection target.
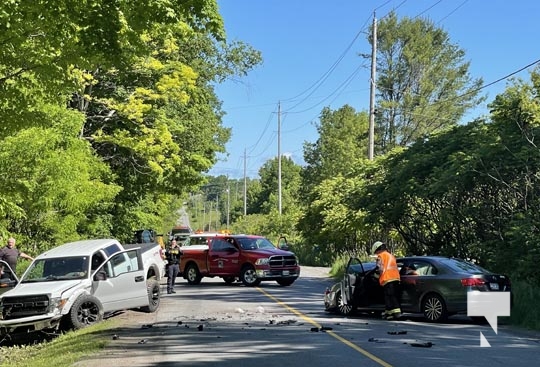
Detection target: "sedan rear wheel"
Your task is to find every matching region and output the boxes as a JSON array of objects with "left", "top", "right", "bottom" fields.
[
  {"left": 337, "top": 291, "right": 354, "bottom": 316},
  {"left": 422, "top": 293, "right": 447, "bottom": 322}
]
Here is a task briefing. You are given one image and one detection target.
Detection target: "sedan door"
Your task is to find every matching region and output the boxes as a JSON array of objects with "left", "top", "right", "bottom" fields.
[
  {"left": 399, "top": 259, "right": 438, "bottom": 310},
  {"left": 92, "top": 249, "right": 148, "bottom": 312}
]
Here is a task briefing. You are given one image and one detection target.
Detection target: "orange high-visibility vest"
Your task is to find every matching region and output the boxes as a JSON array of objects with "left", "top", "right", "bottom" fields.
[{"left": 377, "top": 251, "right": 400, "bottom": 286}]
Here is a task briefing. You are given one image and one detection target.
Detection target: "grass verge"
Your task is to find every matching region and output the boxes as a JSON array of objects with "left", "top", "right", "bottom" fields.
[{"left": 0, "top": 320, "right": 118, "bottom": 367}]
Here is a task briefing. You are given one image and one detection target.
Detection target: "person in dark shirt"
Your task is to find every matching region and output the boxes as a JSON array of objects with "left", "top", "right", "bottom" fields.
[
  {"left": 166, "top": 240, "right": 182, "bottom": 294},
  {"left": 0, "top": 237, "right": 34, "bottom": 273}
]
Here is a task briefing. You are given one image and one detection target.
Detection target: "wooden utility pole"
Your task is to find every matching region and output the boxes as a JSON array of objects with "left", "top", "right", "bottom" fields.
[
  {"left": 278, "top": 101, "right": 282, "bottom": 215},
  {"left": 368, "top": 13, "right": 377, "bottom": 160},
  {"left": 243, "top": 148, "right": 247, "bottom": 216}
]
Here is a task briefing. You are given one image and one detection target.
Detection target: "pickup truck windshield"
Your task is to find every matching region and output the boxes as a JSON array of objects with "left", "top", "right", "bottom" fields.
[
  {"left": 237, "top": 238, "right": 276, "bottom": 250},
  {"left": 21, "top": 256, "right": 89, "bottom": 283}
]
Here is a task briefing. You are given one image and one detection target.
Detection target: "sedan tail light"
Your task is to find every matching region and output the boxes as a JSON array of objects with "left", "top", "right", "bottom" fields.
[{"left": 461, "top": 278, "right": 486, "bottom": 287}]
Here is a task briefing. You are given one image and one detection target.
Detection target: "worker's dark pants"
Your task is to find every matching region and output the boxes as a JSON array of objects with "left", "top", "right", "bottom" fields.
[
  {"left": 167, "top": 264, "right": 180, "bottom": 293},
  {"left": 383, "top": 280, "right": 401, "bottom": 314}
]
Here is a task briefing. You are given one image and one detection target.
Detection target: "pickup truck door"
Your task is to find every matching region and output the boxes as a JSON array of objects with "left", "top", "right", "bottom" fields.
[
  {"left": 208, "top": 238, "right": 240, "bottom": 275},
  {"left": 91, "top": 249, "right": 148, "bottom": 312},
  {"left": 0, "top": 260, "right": 18, "bottom": 295}
]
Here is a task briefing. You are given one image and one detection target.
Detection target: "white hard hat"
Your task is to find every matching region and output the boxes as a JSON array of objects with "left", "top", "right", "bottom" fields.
[{"left": 371, "top": 241, "right": 384, "bottom": 254}]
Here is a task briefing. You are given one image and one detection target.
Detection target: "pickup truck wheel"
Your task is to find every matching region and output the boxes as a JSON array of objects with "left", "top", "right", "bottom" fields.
[
  {"left": 185, "top": 263, "right": 202, "bottom": 285},
  {"left": 276, "top": 279, "right": 295, "bottom": 286},
  {"left": 140, "top": 279, "right": 160, "bottom": 313},
  {"left": 63, "top": 294, "right": 104, "bottom": 330},
  {"left": 240, "top": 265, "right": 261, "bottom": 286}
]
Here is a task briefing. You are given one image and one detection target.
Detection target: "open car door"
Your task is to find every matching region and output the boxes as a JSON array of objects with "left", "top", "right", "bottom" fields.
[
  {"left": 0, "top": 260, "right": 18, "bottom": 295},
  {"left": 92, "top": 249, "right": 149, "bottom": 312},
  {"left": 341, "top": 257, "right": 365, "bottom": 306}
]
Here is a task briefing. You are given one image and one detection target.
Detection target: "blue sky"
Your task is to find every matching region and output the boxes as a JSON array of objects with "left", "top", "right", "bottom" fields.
[{"left": 211, "top": 0, "right": 540, "bottom": 179}]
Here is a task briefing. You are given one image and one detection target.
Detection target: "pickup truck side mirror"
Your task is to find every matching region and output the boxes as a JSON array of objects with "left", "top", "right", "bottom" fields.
[
  {"left": 279, "top": 243, "right": 289, "bottom": 251},
  {"left": 277, "top": 236, "right": 291, "bottom": 251},
  {"left": 94, "top": 270, "right": 107, "bottom": 281}
]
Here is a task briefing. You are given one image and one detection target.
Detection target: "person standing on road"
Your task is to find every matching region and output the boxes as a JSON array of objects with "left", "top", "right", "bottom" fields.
[
  {"left": 0, "top": 237, "right": 34, "bottom": 273},
  {"left": 166, "top": 240, "right": 181, "bottom": 294},
  {"left": 372, "top": 241, "right": 402, "bottom": 320}
]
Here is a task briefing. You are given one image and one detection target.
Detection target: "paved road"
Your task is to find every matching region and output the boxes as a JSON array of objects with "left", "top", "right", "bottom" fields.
[{"left": 75, "top": 267, "right": 540, "bottom": 367}]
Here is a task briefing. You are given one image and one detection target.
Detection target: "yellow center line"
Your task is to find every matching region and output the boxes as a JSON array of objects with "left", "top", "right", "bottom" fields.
[{"left": 257, "top": 287, "right": 393, "bottom": 367}]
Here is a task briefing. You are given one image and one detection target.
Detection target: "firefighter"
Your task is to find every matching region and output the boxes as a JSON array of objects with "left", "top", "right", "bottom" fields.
[{"left": 371, "top": 241, "right": 402, "bottom": 320}]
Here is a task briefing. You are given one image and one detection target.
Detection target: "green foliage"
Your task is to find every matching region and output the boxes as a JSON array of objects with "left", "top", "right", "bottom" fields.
[
  {"left": 508, "top": 280, "right": 540, "bottom": 331},
  {"left": 299, "top": 105, "right": 372, "bottom": 263},
  {"left": 373, "top": 11, "right": 484, "bottom": 154},
  {"left": 251, "top": 156, "right": 303, "bottom": 216},
  {"left": 0, "top": 1, "right": 262, "bottom": 249},
  {"left": 302, "top": 105, "right": 369, "bottom": 190},
  {"left": 0, "top": 121, "right": 120, "bottom": 254}
]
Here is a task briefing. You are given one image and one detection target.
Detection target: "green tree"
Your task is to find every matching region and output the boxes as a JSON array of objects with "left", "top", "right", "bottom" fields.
[
  {"left": 298, "top": 105, "right": 369, "bottom": 263},
  {"left": 0, "top": 1, "right": 262, "bottom": 245},
  {"left": 251, "top": 156, "right": 302, "bottom": 217},
  {"left": 302, "top": 105, "right": 369, "bottom": 190},
  {"left": 373, "top": 11, "right": 484, "bottom": 154},
  {"left": 0, "top": 109, "right": 120, "bottom": 254}
]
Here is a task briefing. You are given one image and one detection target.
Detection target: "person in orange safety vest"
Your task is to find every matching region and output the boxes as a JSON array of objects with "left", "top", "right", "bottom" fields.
[{"left": 372, "top": 241, "right": 402, "bottom": 320}]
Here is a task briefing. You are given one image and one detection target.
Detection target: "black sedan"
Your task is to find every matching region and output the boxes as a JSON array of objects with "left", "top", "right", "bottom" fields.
[{"left": 324, "top": 256, "right": 512, "bottom": 322}]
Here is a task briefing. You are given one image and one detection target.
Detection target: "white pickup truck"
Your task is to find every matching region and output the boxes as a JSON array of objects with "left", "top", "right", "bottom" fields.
[{"left": 0, "top": 238, "right": 166, "bottom": 336}]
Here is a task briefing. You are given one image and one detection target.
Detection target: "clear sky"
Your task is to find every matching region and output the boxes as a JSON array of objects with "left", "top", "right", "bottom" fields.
[{"left": 211, "top": 0, "right": 540, "bottom": 179}]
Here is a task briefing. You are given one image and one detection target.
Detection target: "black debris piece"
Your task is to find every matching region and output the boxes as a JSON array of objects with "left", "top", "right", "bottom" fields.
[
  {"left": 112, "top": 334, "right": 119, "bottom": 340},
  {"left": 310, "top": 327, "right": 319, "bottom": 332},
  {"left": 141, "top": 324, "right": 153, "bottom": 329},
  {"left": 320, "top": 326, "right": 333, "bottom": 332},
  {"left": 138, "top": 339, "right": 148, "bottom": 344},
  {"left": 387, "top": 330, "right": 407, "bottom": 335},
  {"left": 368, "top": 337, "right": 378, "bottom": 342},
  {"left": 197, "top": 325, "right": 204, "bottom": 331},
  {"left": 410, "top": 341, "right": 433, "bottom": 348}
]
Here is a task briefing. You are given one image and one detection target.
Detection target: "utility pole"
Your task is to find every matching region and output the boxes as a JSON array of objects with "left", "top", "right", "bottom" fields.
[
  {"left": 226, "top": 185, "right": 230, "bottom": 230},
  {"left": 243, "top": 148, "right": 247, "bottom": 216},
  {"left": 368, "top": 13, "right": 377, "bottom": 160},
  {"left": 278, "top": 101, "right": 282, "bottom": 215}
]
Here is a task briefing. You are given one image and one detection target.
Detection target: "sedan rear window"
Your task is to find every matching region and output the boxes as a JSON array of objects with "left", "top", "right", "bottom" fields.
[{"left": 439, "top": 258, "right": 488, "bottom": 274}]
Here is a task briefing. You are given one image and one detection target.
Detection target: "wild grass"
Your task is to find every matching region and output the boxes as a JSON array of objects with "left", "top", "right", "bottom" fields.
[
  {"left": 0, "top": 320, "right": 116, "bottom": 367},
  {"left": 506, "top": 280, "right": 540, "bottom": 331}
]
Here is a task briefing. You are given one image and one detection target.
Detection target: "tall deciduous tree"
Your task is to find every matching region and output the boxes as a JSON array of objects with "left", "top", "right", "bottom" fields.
[
  {"left": 373, "top": 11, "right": 484, "bottom": 154},
  {"left": 0, "top": 1, "right": 262, "bottom": 244},
  {"left": 302, "top": 105, "right": 369, "bottom": 191},
  {"left": 252, "top": 156, "right": 302, "bottom": 217}
]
